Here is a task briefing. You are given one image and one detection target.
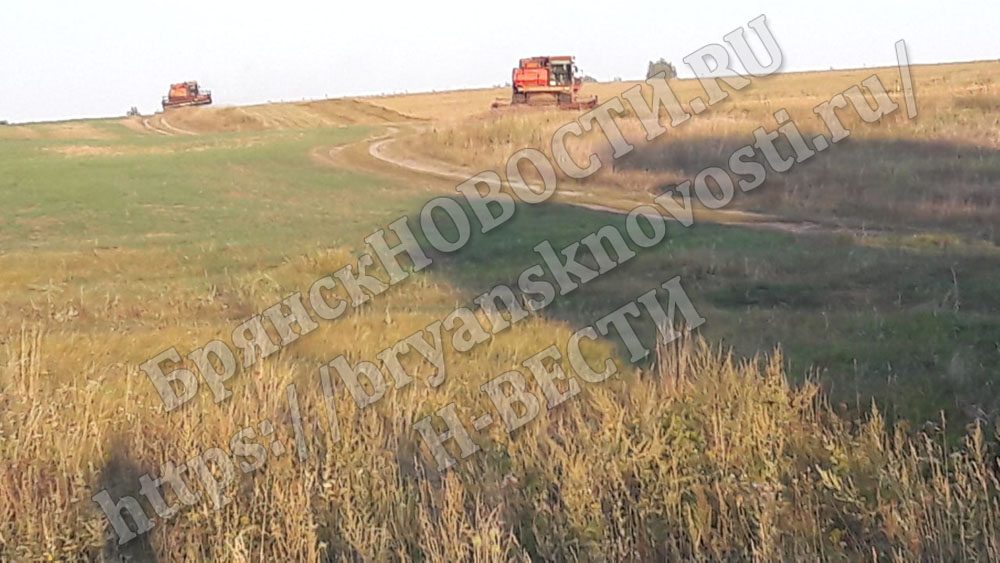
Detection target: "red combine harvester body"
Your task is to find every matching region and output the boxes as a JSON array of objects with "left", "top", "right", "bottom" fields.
[
  {"left": 493, "top": 56, "right": 597, "bottom": 110},
  {"left": 162, "top": 81, "right": 212, "bottom": 110}
]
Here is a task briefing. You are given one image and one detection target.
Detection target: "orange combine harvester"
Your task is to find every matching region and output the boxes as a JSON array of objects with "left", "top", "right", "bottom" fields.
[
  {"left": 493, "top": 56, "right": 598, "bottom": 110},
  {"left": 162, "top": 81, "right": 212, "bottom": 110}
]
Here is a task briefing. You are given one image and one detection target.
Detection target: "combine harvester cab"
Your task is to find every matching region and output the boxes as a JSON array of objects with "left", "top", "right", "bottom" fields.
[
  {"left": 162, "top": 81, "right": 213, "bottom": 110},
  {"left": 493, "top": 56, "right": 598, "bottom": 111}
]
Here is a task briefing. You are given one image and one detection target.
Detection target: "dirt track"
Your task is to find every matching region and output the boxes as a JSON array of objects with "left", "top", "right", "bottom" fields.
[
  {"left": 142, "top": 118, "right": 171, "bottom": 136},
  {"left": 159, "top": 117, "right": 196, "bottom": 136},
  {"left": 137, "top": 103, "right": 843, "bottom": 236},
  {"left": 364, "top": 126, "right": 835, "bottom": 235}
]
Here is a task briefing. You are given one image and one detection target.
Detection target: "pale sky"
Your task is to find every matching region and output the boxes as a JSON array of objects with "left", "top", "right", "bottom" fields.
[{"left": 2, "top": 0, "right": 995, "bottom": 123}]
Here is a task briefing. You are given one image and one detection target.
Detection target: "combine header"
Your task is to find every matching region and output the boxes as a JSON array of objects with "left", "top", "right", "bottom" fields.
[
  {"left": 493, "top": 56, "right": 597, "bottom": 111},
  {"left": 162, "top": 81, "right": 212, "bottom": 110}
]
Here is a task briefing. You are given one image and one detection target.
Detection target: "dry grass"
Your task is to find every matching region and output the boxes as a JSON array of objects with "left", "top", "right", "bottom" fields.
[
  {"left": 0, "top": 120, "right": 118, "bottom": 141},
  {"left": 0, "top": 98, "right": 411, "bottom": 142},
  {"left": 145, "top": 99, "right": 413, "bottom": 135},
  {"left": 4, "top": 321, "right": 1000, "bottom": 560},
  {"left": 2, "top": 248, "right": 999, "bottom": 559},
  {"left": 396, "top": 61, "right": 1000, "bottom": 238}
]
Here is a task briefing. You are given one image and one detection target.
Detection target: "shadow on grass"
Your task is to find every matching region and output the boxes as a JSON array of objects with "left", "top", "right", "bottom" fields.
[
  {"left": 413, "top": 190, "right": 1000, "bottom": 426},
  {"left": 614, "top": 135, "right": 1000, "bottom": 240},
  {"left": 96, "top": 438, "right": 158, "bottom": 562}
]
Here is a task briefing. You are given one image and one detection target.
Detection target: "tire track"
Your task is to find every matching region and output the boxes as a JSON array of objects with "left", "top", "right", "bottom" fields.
[
  {"left": 142, "top": 118, "right": 171, "bottom": 136},
  {"left": 159, "top": 116, "right": 197, "bottom": 136}
]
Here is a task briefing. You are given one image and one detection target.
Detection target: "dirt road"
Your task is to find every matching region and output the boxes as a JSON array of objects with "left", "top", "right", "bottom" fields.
[
  {"left": 363, "top": 126, "right": 835, "bottom": 235},
  {"left": 140, "top": 108, "right": 844, "bottom": 237}
]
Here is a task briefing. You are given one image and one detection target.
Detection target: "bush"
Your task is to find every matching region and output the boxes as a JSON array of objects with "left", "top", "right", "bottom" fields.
[{"left": 647, "top": 58, "right": 677, "bottom": 79}]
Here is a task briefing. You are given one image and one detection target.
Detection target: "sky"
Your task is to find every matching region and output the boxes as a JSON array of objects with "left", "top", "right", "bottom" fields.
[{"left": 2, "top": 0, "right": 996, "bottom": 123}]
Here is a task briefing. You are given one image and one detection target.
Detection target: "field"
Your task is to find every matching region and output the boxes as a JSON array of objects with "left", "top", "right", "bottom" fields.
[{"left": 1, "top": 61, "right": 1000, "bottom": 560}]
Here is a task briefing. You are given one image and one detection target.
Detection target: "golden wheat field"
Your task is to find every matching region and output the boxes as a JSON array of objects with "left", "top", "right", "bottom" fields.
[{"left": 2, "top": 58, "right": 1000, "bottom": 562}]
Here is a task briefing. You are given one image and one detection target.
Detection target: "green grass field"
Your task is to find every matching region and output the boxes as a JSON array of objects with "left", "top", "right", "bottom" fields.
[{"left": 5, "top": 117, "right": 997, "bottom": 424}]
